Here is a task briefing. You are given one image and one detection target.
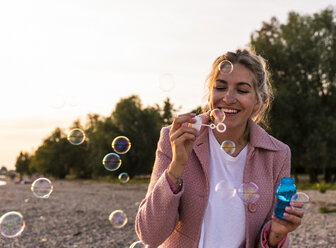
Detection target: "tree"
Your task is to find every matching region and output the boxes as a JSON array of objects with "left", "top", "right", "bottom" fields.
[
  {"left": 161, "top": 97, "right": 180, "bottom": 126},
  {"left": 15, "top": 152, "right": 31, "bottom": 175},
  {"left": 109, "top": 95, "right": 163, "bottom": 178},
  {"left": 66, "top": 120, "right": 91, "bottom": 178},
  {"left": 14, "top": 95, "right": 191, "bottom": 179},
  {"left": 82, "top": 95, "right": 165, "bottom": 179},
  {"left": 250, "top": 7, "right": 336, "bottom": 182},
  {"left": 29, "top": 127, "right": 89, "bottom": 179},
  {"left": 0, "top": 166, "right": 8, "bottom": 175},
  {"left": 84, "top": 113, "right": 120, "bottom": 178},
  {"left": 29, "top": 128, "right": 66, "bottom": 178},
  {"left": 190, "top": 106, "right": 204, "bottom": 115}
]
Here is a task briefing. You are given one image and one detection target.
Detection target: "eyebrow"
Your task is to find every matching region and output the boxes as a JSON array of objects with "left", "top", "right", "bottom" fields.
[{"left": 215, "top": 79, "right": 252, "bottom": 88}]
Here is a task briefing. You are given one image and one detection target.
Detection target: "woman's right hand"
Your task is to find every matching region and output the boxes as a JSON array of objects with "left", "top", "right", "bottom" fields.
[{"left": 169, "top": 113, "right": 198, "bottom": 168}]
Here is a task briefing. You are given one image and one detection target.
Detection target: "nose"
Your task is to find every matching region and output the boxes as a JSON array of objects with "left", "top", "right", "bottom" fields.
[{"left": 222, "top": 89, "right": 236, "bottom": 104}]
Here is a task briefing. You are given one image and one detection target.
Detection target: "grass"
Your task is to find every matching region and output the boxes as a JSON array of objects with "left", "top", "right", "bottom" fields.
[
  {"left": 93, "top": 177, "right": 150, "bottom": 184},
  {"left": 66, "top": 173, "right": 336, "bottom": 189},
  {"left": 91, "top": 174, "right": 150, "bottom": 184},
  {"left": 295, "top": 174, "right": 336, "bottom": 192},
  {"left": 318, "top": 207, "right": 336, "bottom": 213},
  {"left": 296, "top": 182, "right": 336, "bottom": 192},
  {"left": 64, "top": 174, "right": 151, "bottom": 184}
]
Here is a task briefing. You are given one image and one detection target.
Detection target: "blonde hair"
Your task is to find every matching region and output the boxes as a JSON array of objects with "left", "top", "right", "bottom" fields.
[{"left": 204, "top": 48, "right": 273, "bottom": 129}]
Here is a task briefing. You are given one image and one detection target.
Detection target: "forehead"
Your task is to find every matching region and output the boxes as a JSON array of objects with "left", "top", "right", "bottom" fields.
[{"left": 215, "top": 63, "right": 255, "bottom": 85}]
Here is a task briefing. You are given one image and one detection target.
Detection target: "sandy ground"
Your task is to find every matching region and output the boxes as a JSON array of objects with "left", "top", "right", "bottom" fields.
[{"left": 0, "top": 178, "right": 335, "bottom": 248}]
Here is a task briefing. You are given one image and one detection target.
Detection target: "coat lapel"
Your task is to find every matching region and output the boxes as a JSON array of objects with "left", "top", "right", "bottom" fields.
[
  {"left": 193, "top": 113, "right": 211, "bottom": 190},
  {"left": 243, "top": 120, "right": 281, "bottom": 248}
]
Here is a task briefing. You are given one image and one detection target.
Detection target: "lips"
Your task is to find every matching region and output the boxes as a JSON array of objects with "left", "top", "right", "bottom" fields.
[
  {"left": 217, "top": 107, "right": 240, "bottom": 115},
  {"left": 223, "top": 109, "right": 239, "bottom": 114}
]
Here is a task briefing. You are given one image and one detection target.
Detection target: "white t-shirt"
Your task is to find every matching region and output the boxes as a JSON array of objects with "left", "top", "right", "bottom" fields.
[{"left": 198, "top": 130, "right": 247, "bottom": 248}]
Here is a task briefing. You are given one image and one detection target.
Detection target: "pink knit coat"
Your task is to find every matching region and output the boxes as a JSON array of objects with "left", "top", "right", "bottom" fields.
[{"left": 136, "top": 113, "right": 291, "bottom": 248}]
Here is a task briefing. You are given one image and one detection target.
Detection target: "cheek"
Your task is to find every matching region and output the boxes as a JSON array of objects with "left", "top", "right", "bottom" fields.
[
  {"left": 239, "top": 95, "right": 255, "bottom": 108},
  {"left": 209, "top": 89, "right": 221, "bottom": 103}
]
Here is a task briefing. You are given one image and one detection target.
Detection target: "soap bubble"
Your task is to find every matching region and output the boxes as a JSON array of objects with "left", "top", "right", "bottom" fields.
[
  {"left": 67, "top": 95, "right": 79, "bottom": 107},
  {"left": 109, "top": 210, "right": 128, "bottom": 228},
  {"left": 158, "top": 73, "right": 175, "bottom": 92},
  {"left": 50, "top": 95, "right": 66, "bottom": 109},
  {"left": 112, "top": 136, "right": 131, "bottom": 154},
  {"left": 31, "top": 178, "right": 53, "bottom": 199},
  {"left": 218, "top": 60, "right": 233, "bottom": 74},
  {"left": 103, "top": 153, "right": 122, "bottom": 171},
  {"left": 210, "top": 108, "right": 226, "bottom": 123},
  {"left": 221, "top": 140, "right": 236, "bottom": 155},
  {"left": 130, "top": 240, "right": 148, "bottom": 248},
  {"left": 67, "top": 128, "right": 86, "bottom": 145},
  {"left": 237, "top": 182, "right": 260, "bottom": 204},
  {"left": 290, "top": 192, "right": 310, "bottom": 211},
  {"left": 0, "top": 211, "right": 25, "bottom": 238},
  {"left": 118, "top": 172, "right": 130, "bottom": 183},
  {"left": 215, "top": 180, "right": 236, "bottom": 200}
]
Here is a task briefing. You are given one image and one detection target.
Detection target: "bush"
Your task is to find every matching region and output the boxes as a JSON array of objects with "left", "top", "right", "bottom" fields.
[{"left": 319, "top": 207, "right": 336, "bottom": 214}]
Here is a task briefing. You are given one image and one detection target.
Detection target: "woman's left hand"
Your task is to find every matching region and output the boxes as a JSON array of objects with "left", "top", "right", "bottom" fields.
[{"left": 271, "top": 205, "right": 304, "bottom": 235}]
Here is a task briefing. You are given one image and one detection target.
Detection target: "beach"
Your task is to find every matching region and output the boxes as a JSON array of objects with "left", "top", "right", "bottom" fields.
[{"left": 1, "top": 179, "right": 335, "bottom": 248}]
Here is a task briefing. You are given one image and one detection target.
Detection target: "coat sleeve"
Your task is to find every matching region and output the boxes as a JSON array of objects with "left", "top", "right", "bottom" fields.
[
  {"left": 135, "top": 127, "right": 183, "bottom": 247},
  {"left": 256, "top": 145, "right": 291, "bottom": 248}
]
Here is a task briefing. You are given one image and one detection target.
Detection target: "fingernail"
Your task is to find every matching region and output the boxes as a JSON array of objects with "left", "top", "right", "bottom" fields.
[
  {"left": 285, "top": 207, "right": 291, "bottom": 211},
  {"left": 283, "top": 213, "right": 289, "bottom": 217},
  {"left": 190, "top": 113, "right": 196, "bottom": 116}
]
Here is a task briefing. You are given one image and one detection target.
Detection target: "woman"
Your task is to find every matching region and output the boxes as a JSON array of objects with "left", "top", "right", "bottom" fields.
[{"left": 135, "top": 49, "right": 304, "bottom": 247}]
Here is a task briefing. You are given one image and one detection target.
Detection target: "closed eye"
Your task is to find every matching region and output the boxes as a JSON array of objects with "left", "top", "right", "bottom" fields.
[
  {"left": 214, "top": 80, "right": 226, "bottom": 90},
  {"left": 214, "top": 86, "right": 226, "bottom": 90},
  {"left": 238, "top": 89, "right": 249, "bottom": 93}
]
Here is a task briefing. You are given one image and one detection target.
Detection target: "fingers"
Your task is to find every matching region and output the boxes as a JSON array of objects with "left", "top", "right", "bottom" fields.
[
  {"left": 283, "top": 213, "right": 302, "bottom": 227},
  {"left": 170, "top": 126, "right": 197, "bottom": 143},
  {"left": 171, "top": 132, "right": 197, "bottom": 148},
  {"left": 284, "top": 206, "right": 304, "bottom": 227},
  {"left": 169, "top": 113, "right": 199, "bottom": 165},
  {"left": 271, "top": 215, "right": 289, "bottom": 226},
  {"left": 169, "top": 113, "right": 198, "bottom": 153},
  {"left": 290, "top": 201, "right": 305, "bottom": 209},
  {"left": 272, "top": 207, "right": 303, "bottom": 228},
  {"left": 286, "top": 206, "right": 304, "bottom": 218},
  {"left": 170, "top": 113, "right": 197, "bottom": 133}
]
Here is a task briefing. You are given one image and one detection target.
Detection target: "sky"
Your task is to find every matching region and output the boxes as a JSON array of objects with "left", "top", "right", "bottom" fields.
[{"left": 0, "top": 0, "right": 334, "bottom": 170}]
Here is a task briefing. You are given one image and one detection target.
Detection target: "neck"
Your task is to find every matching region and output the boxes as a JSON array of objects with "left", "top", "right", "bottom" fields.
[{"left": 212, "top": 121, "right": 249, "bottom": 155}]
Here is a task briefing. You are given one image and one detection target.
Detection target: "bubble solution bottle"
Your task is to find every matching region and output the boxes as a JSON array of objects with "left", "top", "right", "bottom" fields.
[{"left": 274, "top": 177, "right": 296, "bottom": 219}]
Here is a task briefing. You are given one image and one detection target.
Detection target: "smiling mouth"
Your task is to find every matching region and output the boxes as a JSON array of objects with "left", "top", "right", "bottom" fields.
[{"left": 219, "top": 108, "right": 240, "bottom": 115}]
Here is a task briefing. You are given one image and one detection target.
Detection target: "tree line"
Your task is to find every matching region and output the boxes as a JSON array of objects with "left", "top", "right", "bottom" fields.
[
  {"left": 15, "top": 7, "right": 336, "bottom": 183},
  {"left": 15, "top": 96, "right": 178, "bottom": 180},
  {"left": 251, "top": 7, "right": 336, "bottom": 183}
]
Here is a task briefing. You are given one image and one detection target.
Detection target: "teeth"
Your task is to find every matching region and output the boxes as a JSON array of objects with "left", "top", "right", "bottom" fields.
[{"left": 223, "top": 108, "right": 238, "bottom": 114}]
